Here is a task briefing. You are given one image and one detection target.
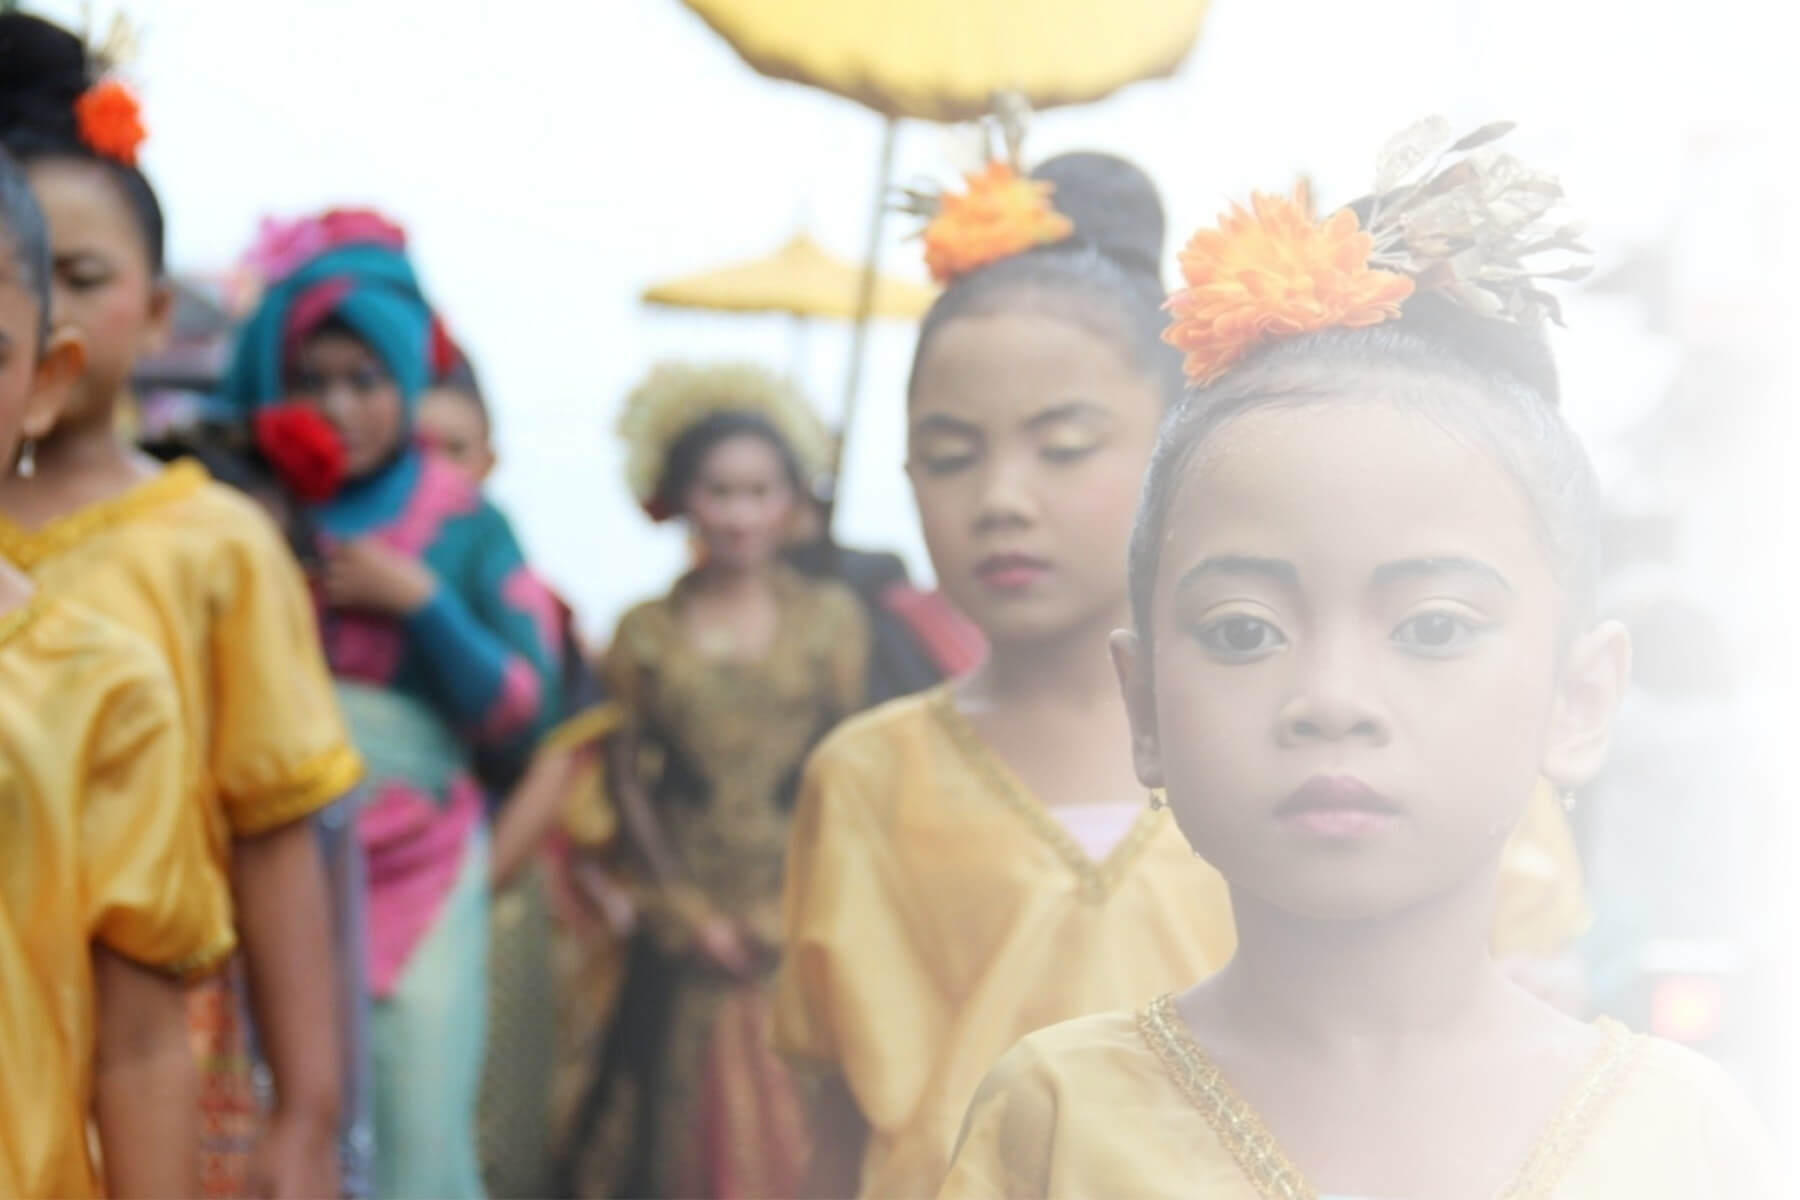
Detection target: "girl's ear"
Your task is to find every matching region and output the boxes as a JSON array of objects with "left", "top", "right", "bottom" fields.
[
  {"left": 1110, "top": 628, "right": 1165, "bottom": 788},
  {"left": 25, "top": 324, "right": 85, "bottom": 439},
  {"left": 138, "top": 279, "right": 176, "bottom": 358},
  {"left": 1541, "top": 618, "right": 1631, "bottom": 790}
]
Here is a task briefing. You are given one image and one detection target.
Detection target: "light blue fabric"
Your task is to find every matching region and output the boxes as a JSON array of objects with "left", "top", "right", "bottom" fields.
[{"left": 369, "top": 829, "right": 490, "bottom": 1200}]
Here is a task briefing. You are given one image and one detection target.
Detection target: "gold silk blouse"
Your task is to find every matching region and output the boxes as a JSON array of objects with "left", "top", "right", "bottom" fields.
[
  {"left": 0, "top": 596, "right": 235, "bottom": 1199},
  {"left": 940, "top": 997, "right": 1779, "bottom": 1198},
  {"left": 775, "top": 687, "right": 1592, "bottom": 1199},
  {"left": 0, "top": 460, "right": 361, "bottom": 866}
]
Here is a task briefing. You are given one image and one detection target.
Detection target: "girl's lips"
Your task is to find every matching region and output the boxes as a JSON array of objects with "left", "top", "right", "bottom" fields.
[
  {"left": 1276, "top": 775, "right": 1402, "bottom": 839},
  {"left": 974, "top": 554, "right": 1052, "bottom": 591}
]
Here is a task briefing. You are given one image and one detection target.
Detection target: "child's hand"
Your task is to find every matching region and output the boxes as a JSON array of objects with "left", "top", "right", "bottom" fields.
[
  {"left": 320, "top": 538, "right": 436, "bottom": 616},
  {"left": 696, "top": 915, "right": 754, "bottom": 978},
  {"left": 249, "top": 1108, "right": 339, "bottom": 1200}
]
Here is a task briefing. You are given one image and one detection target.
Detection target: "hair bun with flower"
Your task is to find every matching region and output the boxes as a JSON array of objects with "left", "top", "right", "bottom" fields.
[
  {"left": 619, "top": 361, "right": 834, "bottom": 522},
  {"left": 0, "top": 11, "right": 147, "bottom": 165},
  {"left": 897, "top": 93, "right": 1075, "bottom": 284},
  {"left": 1165, "top": 117, "right": 1592, "bottom": 387}
]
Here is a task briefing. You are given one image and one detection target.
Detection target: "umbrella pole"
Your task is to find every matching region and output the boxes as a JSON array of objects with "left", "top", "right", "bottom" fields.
[{"left": 830, "top": 114, "right": 900, "bottom": 531}]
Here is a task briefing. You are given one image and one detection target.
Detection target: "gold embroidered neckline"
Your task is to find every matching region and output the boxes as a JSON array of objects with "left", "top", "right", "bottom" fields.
[
  {"left": 1137, "top": 993, "right": 1640, "bottom": 1200},
  {"left": 0, "top": 459, "right": 207, "bottom": 569},
  {"left": 927, "top": 686, "right": 1164, "bottom": 902}
]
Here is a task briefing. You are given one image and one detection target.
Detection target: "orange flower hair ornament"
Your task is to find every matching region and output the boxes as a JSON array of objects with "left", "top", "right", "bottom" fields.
[
  {"left": 1165, "top": 118, "right": 1592, "bottom": 387},
  {"left": 897, "top": 93, "right": 1075, "bottom": 284},
  {"left": 74, "top": 78, "right": 146, "bottom": 166}
]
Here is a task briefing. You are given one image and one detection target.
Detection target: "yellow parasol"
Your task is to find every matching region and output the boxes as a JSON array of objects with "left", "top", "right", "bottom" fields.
[
  {"left": 642, "top": 233, "right": 936, "bottom": 321},
  {"left": 678, "top": 0, "right": 1211, "bottom": 507},
  {"left": 682, "top": 0, "right": 1210, "bottom": 123}
]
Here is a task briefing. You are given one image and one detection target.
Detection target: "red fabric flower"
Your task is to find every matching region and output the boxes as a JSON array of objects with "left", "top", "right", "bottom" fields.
[
  {"left": 254, "top": 403, "right": 347, "bottom": 504},
  {"left": 74, "top": 80, "right": 147, "bottom": 166}
]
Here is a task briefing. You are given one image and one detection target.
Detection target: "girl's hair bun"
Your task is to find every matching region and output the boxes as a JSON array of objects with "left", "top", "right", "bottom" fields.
[
  {"left": 1031, "top": 151, "right": 1166, "bottom": 280},
  {"left": 0, "top": 13, "right": 91, "bottom": 153}
]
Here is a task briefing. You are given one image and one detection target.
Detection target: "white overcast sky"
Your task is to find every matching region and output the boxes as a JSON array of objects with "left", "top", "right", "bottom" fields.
[{"left": 31, "top": 0, "right": 1791, "bottom": 635}]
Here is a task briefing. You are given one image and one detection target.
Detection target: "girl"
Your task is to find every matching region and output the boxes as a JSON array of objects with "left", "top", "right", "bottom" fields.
[
  {"left": 0, "top": 17, "right": 355, "bottom": 1199},
  {"left": 558, "top": 362, "right": 867, "bottom": 1198},
  {"left": 939, "top": 122, "right": 1776, "bottom": 1197},
  {"left": 0, "top": 147, "right": 231, "bottom": 1200},
  {"left": 775, "top": 141, "right": 1593, "bottom": 1198},
  {"left": 220, "top": 209, "right": 559, "bottom": 1200}
]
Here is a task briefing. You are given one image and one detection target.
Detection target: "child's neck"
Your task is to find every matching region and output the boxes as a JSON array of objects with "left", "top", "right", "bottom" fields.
[
  {"left": 978, "top": 603, "right": 1129, "bottom": 712},
  {"left": 0, "top": 416, "right": 159, "bottom": 528},
  {"left": 1212, "top": 868, "right": 1511, "bottom": 1049}
]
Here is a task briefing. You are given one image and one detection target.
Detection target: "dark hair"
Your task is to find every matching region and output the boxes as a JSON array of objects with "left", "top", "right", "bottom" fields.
[
  {"left": 655, "top": 410, "right": 805, "bottom": 519},
  {"left": 0, "top": 146, "right": 50, "bottom": 343},
  {"left": 0, "top": 13, "right": 166, "bottom": 275},
  {"left": 1127, "top": 290, "right": 1603, "bottom": 643},
  {"left": 908, "top": 151, "right": 1183, "bottom": 405}
]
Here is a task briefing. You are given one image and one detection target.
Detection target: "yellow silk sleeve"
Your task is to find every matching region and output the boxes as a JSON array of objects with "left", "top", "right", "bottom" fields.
[
  {"left": 1492, "top": 779, "right": 1591, "bottom": 958},
  {"left": 210, "top": 507, "right": 361, "bottom": 835},
  {"left": 936, "top": 1038, "right": 1056, "bottom": 1199},
  {"left": 774, "top": 743, "right": 950, "bottom": 1127},
  {"left": 84, "top": 662, "right": 235, "bottom": 979}
]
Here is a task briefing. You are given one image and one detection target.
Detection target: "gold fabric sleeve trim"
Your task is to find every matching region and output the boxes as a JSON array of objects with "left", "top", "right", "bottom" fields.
[
  {"left": 227, "top": 745, "right": 365, "bottom": 837},
  {"left": 0, "top": 460, "right": 207, "bottom": 569},
  {"left": 165, "top": 930, "right": 239, "bottom": 982},
  {"left": 538, "top": 702, "right": 623, "bottom": 758}
]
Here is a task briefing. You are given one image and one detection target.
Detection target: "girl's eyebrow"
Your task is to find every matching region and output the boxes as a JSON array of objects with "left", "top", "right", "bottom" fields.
[
  {"left": 1371, "top": 556, "right": 1513, "bottom": 593},
  {"left": 910, "top": 412, "right": 982, "bottom": 438},
  {"left": 1023, "top": 400, "right": 1111, "bottom": 431},
  {"left": 1175, "top": 555, "right": 1298, "bottom": 595}
]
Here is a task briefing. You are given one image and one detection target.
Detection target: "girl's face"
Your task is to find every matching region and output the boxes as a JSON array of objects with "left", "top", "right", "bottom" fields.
[
  {"left": 417, "top": 388, "right": 495, "bottom": 482},
  {"left": 285, "top": 327, "right": 407, "bottom": 479},
  {"left": 908, "top": 309, "right": 1162, "bottom": 650},
  {"left": 683, "top": 432, "right": 797, "bottom": 574},
  {"left": 0, "top": 252, "right": 80, "bottom": 468},
  {"left": 1116, "top": 395, "right": 1626, "bottom": 922},
  {"left": 27, "top": 158, "right": 169, "bottom": 426}
]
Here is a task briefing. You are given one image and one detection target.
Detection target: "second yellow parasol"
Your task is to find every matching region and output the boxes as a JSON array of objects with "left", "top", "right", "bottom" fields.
[{"left": 642, "top": 232, "right": 936, "bottom": 322}]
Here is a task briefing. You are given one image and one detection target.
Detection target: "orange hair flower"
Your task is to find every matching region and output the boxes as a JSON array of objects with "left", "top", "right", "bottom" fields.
[
  {"left": 74, "top": 79, "right": 147, "bottom": 166},
  {"left": 1163, "top": 184, "right": 1414, "bottom": 386},
  {"left": 922, "top": 162, "right": 1075, "bottom": 284}
]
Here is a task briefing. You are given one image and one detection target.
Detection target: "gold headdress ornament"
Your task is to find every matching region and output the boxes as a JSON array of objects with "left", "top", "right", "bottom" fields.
[
  {"left": 895, "top": 93, "right": 1075, "bottom": 284},
  {"left": 1165, "top": 117, "right": 1592, "bottom": 386},
  {"left": 618, "top": 361, "right": 834, "bottom": 522}
]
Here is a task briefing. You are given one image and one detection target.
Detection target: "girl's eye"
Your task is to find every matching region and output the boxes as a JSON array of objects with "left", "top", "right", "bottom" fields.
[
  {"left": 1392, "top": 611, "right": 1484, "bottom": 655},
  {"left": 1195, "top": 614, "right": 1287, "bottom": 661},
  {"left": 915, "top": 454, "right": 977, "bottom": 477},
  {"left": 1041, "top": 442, "right": 1099, "bottom": 465}
]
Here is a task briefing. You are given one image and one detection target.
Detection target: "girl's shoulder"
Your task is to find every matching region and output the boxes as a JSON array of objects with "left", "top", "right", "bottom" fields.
[
  {"left": 803, "top": 685, "right": 952, "bottom": 788},
  {"left": 0, "top": 593, "right": 176, "bottom": 723}
]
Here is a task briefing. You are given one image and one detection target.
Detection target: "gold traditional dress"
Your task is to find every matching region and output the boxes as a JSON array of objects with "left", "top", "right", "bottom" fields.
[
  {"left": 0, "top": 459, "right": 361, "bottom": 1196},
  {"left": 774, "top": 687, "right": 1591, "bottom": 1198},
  {"left": 0, "top": 595, "right": 235, "bottom": 1199},
  {"left": 940, "top": 996, "right": 1779, "bottom": 1198},
  {"left": 562, "top": 567, "right": 867, "bottom": 1198}
]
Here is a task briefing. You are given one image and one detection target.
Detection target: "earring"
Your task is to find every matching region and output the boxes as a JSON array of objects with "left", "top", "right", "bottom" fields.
[
  {"left": 15, "top": 438, "right": 34, "bottom": 480},
  {"left": 1148, "top": 789, "right": 1167, "bottom": 811},
  {"left": 1558, "top": 788, "right": 1577, "bottom": 813}
]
